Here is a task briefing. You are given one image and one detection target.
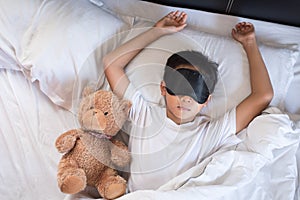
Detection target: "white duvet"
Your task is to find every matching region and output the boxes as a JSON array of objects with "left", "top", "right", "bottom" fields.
[{"left": 67, "top": 107, "right": 300, "bottom": 200}]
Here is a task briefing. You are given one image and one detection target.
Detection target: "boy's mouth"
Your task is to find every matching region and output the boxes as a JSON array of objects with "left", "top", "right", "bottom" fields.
[{"left": 177, "top": 106, "right": 190, "bottom": 111}]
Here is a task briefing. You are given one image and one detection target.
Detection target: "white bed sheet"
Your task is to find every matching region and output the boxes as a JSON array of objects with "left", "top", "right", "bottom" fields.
[
  {"left": 1, "top": 0, "right": 300, "bottom": 200},
  {"left": 0, "top": 69, "right": 78, "bottom": 199}
]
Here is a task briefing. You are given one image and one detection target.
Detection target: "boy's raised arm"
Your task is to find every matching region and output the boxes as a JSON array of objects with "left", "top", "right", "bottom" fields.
[
  {"left": 232, "top": 22, "right": 274, "bottom": 133},
  {"left": 103, "top": 11, "right": 187, "bottom": 98}
]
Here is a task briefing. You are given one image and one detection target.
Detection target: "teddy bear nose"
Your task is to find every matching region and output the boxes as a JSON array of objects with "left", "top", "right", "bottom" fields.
[{"left": 82, "top": 109, "right": 107, "bottom": 131}]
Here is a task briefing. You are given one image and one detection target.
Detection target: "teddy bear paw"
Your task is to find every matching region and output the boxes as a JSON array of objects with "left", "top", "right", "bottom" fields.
[
  {"left": 59, "top": 169, "right": 87, "bottom": 194},
  {"left": 104, "top": 181, "right": 126, "bottom": 200}
]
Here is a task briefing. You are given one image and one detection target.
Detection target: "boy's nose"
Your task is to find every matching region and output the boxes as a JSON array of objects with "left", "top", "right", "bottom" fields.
[{"left": 180, "top": 95, "right": 192, "bottom": 103}]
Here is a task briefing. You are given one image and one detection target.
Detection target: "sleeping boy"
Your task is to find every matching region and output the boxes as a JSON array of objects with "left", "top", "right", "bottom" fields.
[{"left": 103, "top": 11, "right": 273, "bottom": 192}]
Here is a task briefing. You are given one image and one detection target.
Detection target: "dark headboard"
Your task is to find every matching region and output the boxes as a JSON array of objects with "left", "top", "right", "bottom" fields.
[{"left": 142, "top": 0, "right": 300, "bottom": 27}]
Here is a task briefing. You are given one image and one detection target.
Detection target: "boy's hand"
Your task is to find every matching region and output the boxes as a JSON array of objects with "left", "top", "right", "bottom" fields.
[
  {"left": 231, "top": 22, "right": 256, "bottom": 46},
  {"left": 154, "top": 11, "right": 187, "bottom": 35}
]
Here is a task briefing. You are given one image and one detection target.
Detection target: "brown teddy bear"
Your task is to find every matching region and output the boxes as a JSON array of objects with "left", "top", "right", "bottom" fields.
[{"left": 55, "top": 89, "right": 131, "bottom": 199}]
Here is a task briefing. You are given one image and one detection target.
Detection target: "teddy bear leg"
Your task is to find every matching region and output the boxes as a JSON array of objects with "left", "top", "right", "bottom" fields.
[
  {"left": 96, "top": 168, "right": 127, "bottom": 199},
  {"left": 57, "top": 157, "right": 87, "bottom": 194}
]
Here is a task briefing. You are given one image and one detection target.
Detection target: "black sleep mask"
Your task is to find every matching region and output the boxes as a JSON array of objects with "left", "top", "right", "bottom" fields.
[{"left": 163, "top": 68, "right": 209, "bottom": 104}]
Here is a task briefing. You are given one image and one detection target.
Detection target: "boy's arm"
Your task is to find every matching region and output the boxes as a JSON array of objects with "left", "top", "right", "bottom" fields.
[
  {"left": 103, "top": 11, "right": 187, "bottom": 98},
  {"left": 232, "top": 22, "right": 274, "bottom": 133}
]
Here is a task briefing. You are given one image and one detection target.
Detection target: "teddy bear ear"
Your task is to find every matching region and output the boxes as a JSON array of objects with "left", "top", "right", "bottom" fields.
[
  {"left": 121, "top": 99, "right": 132, "bottom": 114},
  {"left": 82, "top": 86, "right": 95, "bottom": 97}
]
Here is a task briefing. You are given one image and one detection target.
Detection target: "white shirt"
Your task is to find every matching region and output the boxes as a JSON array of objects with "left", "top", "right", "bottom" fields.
[{"left": 123, "top": 84, "right": 241, "bottom": 192}]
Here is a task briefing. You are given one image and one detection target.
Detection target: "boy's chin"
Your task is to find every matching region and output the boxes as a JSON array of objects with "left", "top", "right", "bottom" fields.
[{"left": 178, "top": 114, "right": 197, "bottom": 123}]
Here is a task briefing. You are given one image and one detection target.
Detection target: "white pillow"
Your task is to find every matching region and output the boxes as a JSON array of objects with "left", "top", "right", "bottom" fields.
[
  {"left": 20, "top": 0, "right": 133, "bottom": 110},
  {"left": 124, "top": 18, "right": 299, "bottom": 118},
  {"left": 0, "top": 0, "right": 44, "bottom": 70}
]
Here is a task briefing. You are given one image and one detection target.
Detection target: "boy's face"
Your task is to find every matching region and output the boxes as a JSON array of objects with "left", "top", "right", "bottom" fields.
[{"left": 160, "top": 81, "right": 208, "bottom": 124}]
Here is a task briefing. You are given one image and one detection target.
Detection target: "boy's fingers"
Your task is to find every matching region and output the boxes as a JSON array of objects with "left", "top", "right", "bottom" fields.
[
  {"left": 236, "top": 22, "right": 254, "bottom": 29},
  {"left": 165, "top": 10, "right": 187, "bottom": 27},
  {"left": 167, "top": 11, "right": 177, "bottom": 19},
  {"left": 231, "top": 28, "right": 237, "bottom": 36},
  {"left": 168, "top": 10, "right": 184, "bottom": 17},
  {"left": 173, "top": 10, "right": 180, "bottom": 17},
  {"left": 179, "top": 14, "right": 187, "bottom": 24},
  {"left": 167, "top": 11, "right": 174, "bottom": 17},
  {"left": 178, "top": 12, "right": 185, "bottom": 19}
]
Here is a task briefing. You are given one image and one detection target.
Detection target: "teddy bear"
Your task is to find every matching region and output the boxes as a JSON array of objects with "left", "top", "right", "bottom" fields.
[{"left": 55, "top": 89, "right": 131, "bottom": 199}]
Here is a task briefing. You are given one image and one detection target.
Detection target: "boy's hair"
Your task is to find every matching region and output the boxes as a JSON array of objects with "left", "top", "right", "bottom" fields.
[
  {"left": 163, "top": 50, "right": 218, "bottom": 103},
  {"left": 165, "top": 50, "right": 218, "bottom": 94}
]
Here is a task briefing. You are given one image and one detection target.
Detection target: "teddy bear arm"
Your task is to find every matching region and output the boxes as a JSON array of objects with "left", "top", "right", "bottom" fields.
[
  {"left": 110, "top": 139, "right": 131, "bottom": 168},
  {"left": 55, "top": 129, "right": 81, "bottom": 153}
]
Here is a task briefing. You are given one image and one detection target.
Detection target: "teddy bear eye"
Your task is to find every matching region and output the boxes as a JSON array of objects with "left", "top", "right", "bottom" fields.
[
  {"left": 104, "top": 112, "right": 109, "bottom": 116},
  {"left": 89, "top": 106, "right": 94, "bottom": 109}
]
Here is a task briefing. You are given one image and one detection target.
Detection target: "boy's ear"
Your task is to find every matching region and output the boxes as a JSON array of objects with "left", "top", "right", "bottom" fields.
[{"left": 160, "top": 81, "right": 167, "bottom": 96}]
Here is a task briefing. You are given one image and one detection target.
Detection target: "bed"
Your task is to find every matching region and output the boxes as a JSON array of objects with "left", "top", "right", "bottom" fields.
[{"left": 1, "top": 0, "right": 300, "bottom": 199}]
